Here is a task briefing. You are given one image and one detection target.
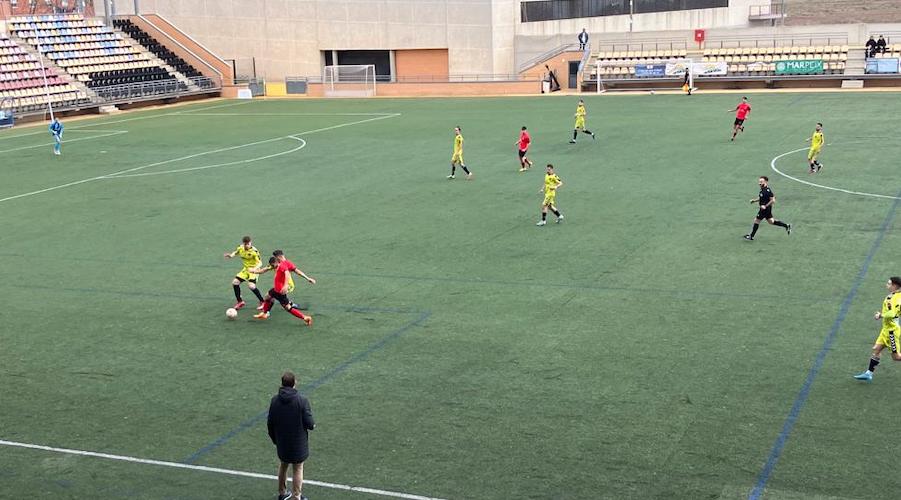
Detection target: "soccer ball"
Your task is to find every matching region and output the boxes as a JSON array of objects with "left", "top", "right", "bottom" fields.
[{"left": 226, "top": 308, "right": 238, "bottom": 320}]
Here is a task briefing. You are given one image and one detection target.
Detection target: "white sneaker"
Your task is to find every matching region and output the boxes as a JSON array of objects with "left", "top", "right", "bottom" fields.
[
  {"left": 54, "top": 150, "right": 60, "bottom": 155},
  {"left": 556, "top": 215, "right": 564, "bottom": 223},
  {"left": 536, "top": 220, "right": 546, "bottom": 226},
  {"left": 446, "top": 174, "right": 455, "bottom": 179}
]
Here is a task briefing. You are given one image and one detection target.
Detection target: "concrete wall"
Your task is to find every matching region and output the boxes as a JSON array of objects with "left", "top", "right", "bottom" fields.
[{"left": 128, "top": 0, "right": 515, "bottom": 80}]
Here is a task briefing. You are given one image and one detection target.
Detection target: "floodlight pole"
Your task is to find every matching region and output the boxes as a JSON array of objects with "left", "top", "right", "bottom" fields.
[{"left": 34, "top": 22, "right": 55, "bottom": 121}]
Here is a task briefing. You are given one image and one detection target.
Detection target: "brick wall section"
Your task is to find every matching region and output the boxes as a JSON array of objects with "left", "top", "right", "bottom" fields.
[{"left": 394, "top": 49, "right": 450, "bottom": 80}]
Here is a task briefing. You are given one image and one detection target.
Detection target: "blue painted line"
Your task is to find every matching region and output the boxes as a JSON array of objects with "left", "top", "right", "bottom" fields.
[
  {"left": 182, "top": 309, "right": 431, "bottom": 464},
  {"left": 749, "top": 190, "right": 901, "bottom": 500}
]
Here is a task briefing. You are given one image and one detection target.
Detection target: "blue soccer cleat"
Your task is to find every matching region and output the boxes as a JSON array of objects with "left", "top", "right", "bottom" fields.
[{"left": 853, "top": 371, "right": 873, "bottom": 382}]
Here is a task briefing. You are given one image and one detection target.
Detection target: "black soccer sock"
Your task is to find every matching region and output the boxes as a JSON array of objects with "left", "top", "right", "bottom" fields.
[
  {"left": 251, "top": 287, "right": 264, "bottom": 302},
  {"left": 750, "top": 223, "right": 760, "bottom": 237},
  {"left": 541, "top": 212, "right": 547, "bottom": 221},
  {"left": 869, "top": 356, "right": 880, "bottom": 372},
  {"left": 551, "top": 208, "right": 561, "bottom": 217},
  {"left": 462, "top": 165, "right": 470, "bottom": 174},
  {"left": 450, "top": 164, "right": 456, "bottom": 175},
  {"left": 773, "top": 220, "right": 788, "bottom": 229},
  {"left": 233, "top": 284, "right": 242, "bottom": 301},
  {"left": 573, "top": 130, "right": 578, "bottom": 140},
  {"left": 583, "top": 129, "right": 593, "bottom": 135}
]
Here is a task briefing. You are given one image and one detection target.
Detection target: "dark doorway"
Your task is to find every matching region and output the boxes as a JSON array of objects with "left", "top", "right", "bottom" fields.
[{"left": 568, "top": 61, "right": 580, "bottom": 89}]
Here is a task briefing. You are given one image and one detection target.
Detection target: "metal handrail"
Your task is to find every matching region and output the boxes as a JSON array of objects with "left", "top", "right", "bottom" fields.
[
  {"left": 518, "top": 43, "right": 580, "bottom": 72},
  {"left": 92, "top": 75, "right": 220, "bottom": 102},
  {"left": 749, "top": 3, "right": 785, "bottom": 18}
]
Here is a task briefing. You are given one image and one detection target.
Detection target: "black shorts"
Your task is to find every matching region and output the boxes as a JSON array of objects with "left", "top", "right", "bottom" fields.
[
  {"left": 734, "top": 118, "right": 745, "bottom": 126},
  {"left": 269, "top": 289, "right": 291, "bottom": 306},
  {"left": 518, "top": 149, "right": 527, "bottom": 158},
  {"left": 756, "top": 208, "right": 773, "bottom": 220}
]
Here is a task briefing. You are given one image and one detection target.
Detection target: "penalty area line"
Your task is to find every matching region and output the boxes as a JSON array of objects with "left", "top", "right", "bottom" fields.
[{"left": 0, "top": 439, "right": 445, "bottom": 500}]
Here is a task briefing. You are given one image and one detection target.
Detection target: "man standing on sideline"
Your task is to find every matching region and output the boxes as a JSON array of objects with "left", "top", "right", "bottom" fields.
[
  {"left": 578, "top": 29, "right": 589, "bottom": 51},
  {"left": 877, "top": 35, "right": 887, "bottom": 54},
  {"left": 268, "top": 371, "right": 315, "bottom": 500}
]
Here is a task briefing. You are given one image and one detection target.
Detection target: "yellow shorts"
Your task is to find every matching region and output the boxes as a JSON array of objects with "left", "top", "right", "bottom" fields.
[
  {"left": 543, "top": 191, "right": 557, "bottom": 206},
  {"left": 236, "top": 268, "right": 259, "bottom": 282},
  {"left": 574, "top": 118, "right": 585, "bottom": 129},
  {"left": 877, "top": 328, "right": 900, "bottom": 354},
  {"left": 451, "top": 152, "right": 464, "bottom": 164},
  {"left": 807, "top": 147, "right": 821, "bottom": 160}
]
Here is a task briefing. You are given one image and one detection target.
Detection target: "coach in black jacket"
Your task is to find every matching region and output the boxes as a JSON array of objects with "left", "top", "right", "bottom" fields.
[{"left": 268, "top": 371, "right": 315, "bottom": 500}]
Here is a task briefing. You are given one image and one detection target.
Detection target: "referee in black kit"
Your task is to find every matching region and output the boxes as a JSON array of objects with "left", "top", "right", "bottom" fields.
[{"left": 744, "top": 176, "right": 791, "bottom": 241}]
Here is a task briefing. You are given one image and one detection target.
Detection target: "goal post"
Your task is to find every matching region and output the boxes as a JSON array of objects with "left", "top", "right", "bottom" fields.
[
  {"left": 322, "top": 64, "right": 377, "bottom": 97},
  {"left": 595, "top": 58, "right": 702, "bottom": 93}
]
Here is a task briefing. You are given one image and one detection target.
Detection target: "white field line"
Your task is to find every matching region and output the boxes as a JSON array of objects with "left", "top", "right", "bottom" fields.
[
  {"left": 770, "top": 146, "right": 901, "bottom": 201},
  {"left": 0, "top": 439, "right": 445, "bottom": 500},
  {"left": 0, "top": 130, "right": 128, "bottom": 154},
  {"left": 0, "top": 113, "right": 400, "bottom": 204},
  {"left": 105, "top": 137, "right": 306, "bottom": 178},
  {"left": 180, "top": 112, "right": 400, "bottom": 116},
  {"left": 66, "top": 100, "right": 254, "bottom": 129},
  {"left": 0, "top": 127, "right": 127, "bottom": 142}
]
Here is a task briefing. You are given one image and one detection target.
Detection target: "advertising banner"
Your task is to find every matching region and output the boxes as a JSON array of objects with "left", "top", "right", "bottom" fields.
[
  {"left": 865, "top": 58, "right": 900, "bottom": 74},
  {"left": 635, "top": 64, "right": 666, "bottom": 77},
  {"left": 664, "top": 62, "right": 728, "bottom": 76},
  {"left": 774, "top": 60, "right": 824, "bottom": 75}
]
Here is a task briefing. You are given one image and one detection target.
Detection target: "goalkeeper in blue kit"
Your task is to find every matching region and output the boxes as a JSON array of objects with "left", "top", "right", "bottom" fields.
[{"left": 49, "top": 118, "right": 63, "bottom": 155}]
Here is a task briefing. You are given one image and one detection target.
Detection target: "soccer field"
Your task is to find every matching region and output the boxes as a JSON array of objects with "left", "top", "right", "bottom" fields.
[{"left": 2, "top": 92, "right": 901, "bottom": 500}]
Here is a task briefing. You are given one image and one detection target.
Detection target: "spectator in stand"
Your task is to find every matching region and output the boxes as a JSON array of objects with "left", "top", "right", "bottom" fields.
[
  {"left": 578, "top": 29, "right": 589, "bottom": 51},
  {"left": 866, "top": 36, "right": 877, "bottom": 57},
  {"left": 877, "top": 35, "right": 887, "bottom": 54}
]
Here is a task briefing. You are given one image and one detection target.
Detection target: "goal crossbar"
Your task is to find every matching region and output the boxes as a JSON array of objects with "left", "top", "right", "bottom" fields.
[{"left": 322, "top": 64, "right": 377, "bottom": 97}]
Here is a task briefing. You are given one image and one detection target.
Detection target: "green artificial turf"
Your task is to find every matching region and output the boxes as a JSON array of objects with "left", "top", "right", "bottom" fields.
[{"left": 1, "top": 93, "right": 900, "bottom": 499}]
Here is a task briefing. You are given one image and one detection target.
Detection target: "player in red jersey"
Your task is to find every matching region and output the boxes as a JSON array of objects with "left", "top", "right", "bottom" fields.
[
  {"left": 251, "top": 250, "right": 316, "bottom": 325},
  {"left": 729, "top": 96, "right": 751, "bottom": 141},
  {"left": 515, "top": 126, "right": 533, "bottom": 172}
]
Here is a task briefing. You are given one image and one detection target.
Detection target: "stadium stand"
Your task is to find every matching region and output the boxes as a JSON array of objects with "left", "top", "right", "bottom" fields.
[
  {"left": 112, "top": 18, "right": 203, "bottom": 79},
  {"left": 0, "top": 33, "right": 88, "bottom": 113},
  {"left": 701, "top": 45, "right": 848, "bottom": 76},
  {"left": 592, "top": 44, "right": 847, "bottom": 80},
  {"left": 7, "top": 14, "right": 181, "bottom": 90}
]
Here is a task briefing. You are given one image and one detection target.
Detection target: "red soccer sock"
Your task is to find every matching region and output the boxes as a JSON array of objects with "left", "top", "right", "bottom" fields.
[
  {"left": 288, "top": 308, "right": 307, "bottom": 320},
  {"left": 262, "top": 300, "right": 273, "bottom": 313}
]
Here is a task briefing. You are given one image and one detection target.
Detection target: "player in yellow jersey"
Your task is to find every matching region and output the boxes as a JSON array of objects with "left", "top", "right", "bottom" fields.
[
  {"left": 855, "top": 276, "right": 901, "bottom": 381},
  {"left": 223, "top": 235, "right": 266, "bottom": 310},
  {"left": 569, "top": 99, "right": 596, "bottom": 144},
  {"left": 447, "top": 126, "right": 473, "bottom": 180},
  {"left": 805, "top": 122, "right": 825, "bottom": 173},
  {"left": 536, "top": 164, "right": 564, "bottom": 226}
]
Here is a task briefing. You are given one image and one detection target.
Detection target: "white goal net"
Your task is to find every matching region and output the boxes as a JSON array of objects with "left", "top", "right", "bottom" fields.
[{"left": 322, "top": 64, "right": 377, "bottom": 97}]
